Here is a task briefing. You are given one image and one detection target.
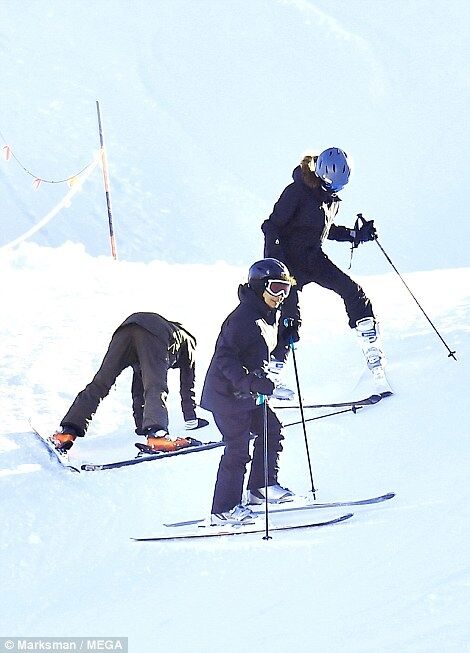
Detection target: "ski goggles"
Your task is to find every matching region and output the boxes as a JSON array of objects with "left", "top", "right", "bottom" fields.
[{"left": 265, "top": 279, "right": 291, "bottom": 298}]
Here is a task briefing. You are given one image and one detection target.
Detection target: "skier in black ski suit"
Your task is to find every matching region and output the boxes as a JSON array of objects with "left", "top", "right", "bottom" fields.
[
  {"left": 51, "top": 312, "right": 207, "bottom": 452},
  {"left": 262, "top": 148, "right": 377, "bottom": 364},
  {"left": 201, "top": 258, "right": 296, "bottom": 525}
]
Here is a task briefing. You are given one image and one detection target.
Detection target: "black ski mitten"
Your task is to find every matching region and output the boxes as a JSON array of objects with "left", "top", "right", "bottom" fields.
[{"left": 353, "top": 216, "right": 377, "bottom": 247}]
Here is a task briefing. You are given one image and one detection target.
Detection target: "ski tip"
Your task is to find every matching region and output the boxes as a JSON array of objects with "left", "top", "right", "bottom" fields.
[
  {"left": 369, "top": 394, "right": 383, "bottom": 404},
  {"left": 380, "top": 391, "right": 393, "bottom": 398},
  {"left": 337, "top": 512, "right": 354, "bottom": 522}
]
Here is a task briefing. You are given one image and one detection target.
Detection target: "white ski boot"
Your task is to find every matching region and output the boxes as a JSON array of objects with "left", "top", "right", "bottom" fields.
[
  {"left": 248, "top": 484, "right": 295, "bottom": 504},
  {"left": 210, "top": 504, "right": 258, "bottom": 526},
  {"left": 267, "top": 358, "right": 295, "bottom": 401},
  {"left": 356, "top": 317, "right": 391, "bottom": 395}
]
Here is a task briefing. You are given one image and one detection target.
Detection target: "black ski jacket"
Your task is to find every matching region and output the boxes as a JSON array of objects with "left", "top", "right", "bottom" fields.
[
  {"left": 261, "top": 166, "right": 353, "bottom": 284},
  {"left": 201, "top": 285, "right": 279, "bottom": 415}
]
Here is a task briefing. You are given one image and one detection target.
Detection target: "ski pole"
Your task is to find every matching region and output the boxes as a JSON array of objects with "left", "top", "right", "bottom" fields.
[
  {"left": 260, "top": 395, "right": 271, "bottom": 541},
  {"left": 283, "top": 406, "right": 363, "bottom": 428},
  {"left": 357, "top": 214, "right": 456, "bottom": 360},
  {"left": 289, "top": 336, "right": 317, "bottom": 499},
  {"left": 375, "top": 236, "right": 456, "bottom": 359}
]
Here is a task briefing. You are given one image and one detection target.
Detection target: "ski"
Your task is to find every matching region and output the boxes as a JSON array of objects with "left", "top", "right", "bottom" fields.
[
  {"left": 164, "top": 491, "right": 395, "bottom": 528},
  {"left": 29, "top": 423, "right": 80, "bottom": 473},
  {"left": 132, "top": 512, "right": 354, "bottom": 541},
  {"left": 80, "top": 440, "right": 224, "bottom": 471},
  {"left": 283, "top": 406, "right": 363, "bottom": 428},
  {"left": 273, "top": 393, "right": 386, "bottom": 410}
]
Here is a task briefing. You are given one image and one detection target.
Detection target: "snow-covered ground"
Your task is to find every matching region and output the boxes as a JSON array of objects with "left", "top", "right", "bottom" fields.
[{"left": 1, "top": 242, "right": 469, "bottom": 652}]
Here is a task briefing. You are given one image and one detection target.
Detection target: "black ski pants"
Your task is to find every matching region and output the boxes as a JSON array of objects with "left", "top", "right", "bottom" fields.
[
  {"left": 61, "top": 324, "right": 170, "bottom": 436},
  {"left": 272, "top": 251, "right": 374, "bottom": 361},
  {"left": 211, "top": 405, "right": 284, "bottom": 514}
]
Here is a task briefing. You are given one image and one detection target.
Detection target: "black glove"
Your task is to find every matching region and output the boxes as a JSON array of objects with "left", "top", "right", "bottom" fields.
[
  {"left": 250, "top": 375, "right": 275, "bottom": 397},
  {"left": 353, "top": 215, "right": 377, "bottom": 248},
  {"left": 281, "top": 317, "right": 302, "bottom": 345}
]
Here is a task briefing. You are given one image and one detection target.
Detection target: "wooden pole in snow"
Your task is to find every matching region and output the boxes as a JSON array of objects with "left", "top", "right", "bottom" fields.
[{"left": 96, "top": 100, "right": 118, "bottom": 260}]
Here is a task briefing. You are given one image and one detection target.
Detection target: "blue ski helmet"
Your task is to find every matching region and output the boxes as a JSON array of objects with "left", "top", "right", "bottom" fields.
[
  {"left": 248, "top": 258, "right": 293, "bottom": 296},
  {"left": 315, "top": 147, "right": 351, "bottom": 193}
]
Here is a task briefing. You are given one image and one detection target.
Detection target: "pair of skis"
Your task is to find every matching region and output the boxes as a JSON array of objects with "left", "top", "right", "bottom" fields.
[
  {"left": 133, "top": 492, "right": 396, "bottom": 541},
  {"left": 29, "top": 423, "right": 225, "bottom": 473}
]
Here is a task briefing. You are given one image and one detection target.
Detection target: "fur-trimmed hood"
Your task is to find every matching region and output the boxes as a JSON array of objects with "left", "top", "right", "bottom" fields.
[
  {"left": 292, "top": 155, "right": 341, "bottom": 200},
  {"left": 299, "top": 154, "right": 322, "bottom": 189}
]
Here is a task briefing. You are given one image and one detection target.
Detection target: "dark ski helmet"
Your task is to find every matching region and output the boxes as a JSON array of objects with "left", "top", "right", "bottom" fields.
[
  {"left": 248, "top": 258, "right": 294, "bottom": 297},
  {"left": 315, "top": 147, "right": 351, "bottom": 192}
]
